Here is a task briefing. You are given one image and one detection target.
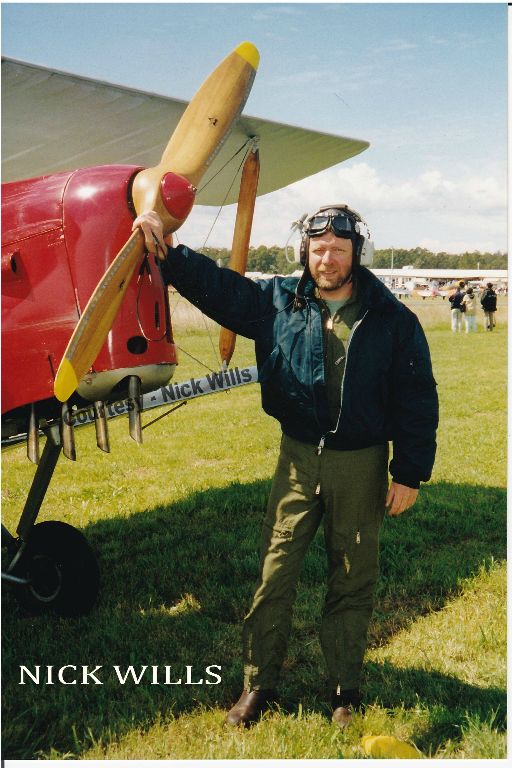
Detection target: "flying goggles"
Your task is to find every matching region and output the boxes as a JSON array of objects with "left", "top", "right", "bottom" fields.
[
  {"left": 297, "top": 204, "right": 374, "bottom": 266},
  {"left": 304, "top": 209, "right": 356, "bottom": 239}
]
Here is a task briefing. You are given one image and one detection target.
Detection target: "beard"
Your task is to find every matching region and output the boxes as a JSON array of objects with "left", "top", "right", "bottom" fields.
[{"left": 313, "top": 270, "right": 352, "bottom": 292}]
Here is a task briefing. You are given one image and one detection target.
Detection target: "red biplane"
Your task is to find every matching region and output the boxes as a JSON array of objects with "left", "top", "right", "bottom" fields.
[{"left": 1, "top": 44, "right": 369, "bottom": 615}]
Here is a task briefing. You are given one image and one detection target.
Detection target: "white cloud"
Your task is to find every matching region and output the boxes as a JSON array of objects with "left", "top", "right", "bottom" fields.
[
  {"left": 178, "top": 162, "right": 507, "bottom": 255},
  {"left": 418, "top": 237, "right": 502, "bottom": 254}
]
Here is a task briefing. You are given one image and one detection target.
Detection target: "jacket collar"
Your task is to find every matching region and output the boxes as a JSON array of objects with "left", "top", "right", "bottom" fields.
[
  {"left": 357, "top": 266, "right": 400, "bottom": 311},
  {"left": 283, "top": 266, "right": 399, "bottom": 312}
]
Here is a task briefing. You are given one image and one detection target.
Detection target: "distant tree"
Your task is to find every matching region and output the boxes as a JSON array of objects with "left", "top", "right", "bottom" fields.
[
  {"left": 198, "top": 244, "right": 507, "bottom": 271},
  {"left": 276, "top": 246, "right": 299, "bottom": 275},
  {"left": 373, "top": 248, "right": 506, "bottom": 270},
  {"left": 247, "top": 246, "right": 275, "bottom": 272},
  {"left": 202, "top": 247, "right": 230, "bottom": 267}
]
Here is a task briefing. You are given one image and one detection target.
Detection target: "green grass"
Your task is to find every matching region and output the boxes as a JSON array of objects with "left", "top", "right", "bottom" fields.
[{"left": 1, "top": 299, "right": 507, "bottom": 759}]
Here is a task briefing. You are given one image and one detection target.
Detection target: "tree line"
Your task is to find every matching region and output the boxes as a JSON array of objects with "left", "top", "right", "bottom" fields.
[
  {"left": 372, "top": 247, "right": 507, "bottom": 270},
  {"left": 201, "top": 245, "right": 507, "bottom": 273},
  {"left": 202, "top": 245, "right": 299, "bottom": 275}
]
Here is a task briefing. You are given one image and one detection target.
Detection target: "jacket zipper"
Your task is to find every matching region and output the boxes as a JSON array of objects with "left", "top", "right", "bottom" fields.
[
  {"left": 307, "top": 298, "right": 325, "bottom": 431},
  {"left": 317, "top": 309, "right": 369, "bottom": 454},
  {"left": 316, "top": 310, "right": 369, "bottom": 544}
]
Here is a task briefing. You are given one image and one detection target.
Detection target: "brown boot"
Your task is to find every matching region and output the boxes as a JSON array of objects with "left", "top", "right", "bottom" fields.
[
  {"left": 225, "top": 689, "right": 277, "bottom": 727},
  {"left": 331, "top": 688, "right": 362, "bottom": 729}
]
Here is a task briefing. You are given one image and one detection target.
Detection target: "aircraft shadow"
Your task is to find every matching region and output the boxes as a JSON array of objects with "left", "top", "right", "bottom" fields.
[
  {"left": 1, "top": 478, "right": 506, "bottom": 758},
  {"left": 361, "top": 661, "right": 506, "bottom": 753}
]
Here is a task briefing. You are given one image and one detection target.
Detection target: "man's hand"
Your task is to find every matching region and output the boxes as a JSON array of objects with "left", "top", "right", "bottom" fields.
[
  {"left": 131, "top": 211, "right": 173, "bottom": 260},
  {"left": 385, "top": 482, "right": 418, "bottom": 516}
]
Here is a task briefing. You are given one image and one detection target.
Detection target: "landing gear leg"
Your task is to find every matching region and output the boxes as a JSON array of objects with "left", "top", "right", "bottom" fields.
[
  {"left": 3, "top": 424, "right": 100, "bottom": 616},
  {"left": 17, "top": 424, "right": 62, "bottom": 540}
]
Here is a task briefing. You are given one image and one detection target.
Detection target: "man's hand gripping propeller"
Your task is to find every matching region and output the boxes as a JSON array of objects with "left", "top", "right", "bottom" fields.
[
  {"left": 54, "top": 42, "right": 259, "bottom": 403},
  {"left": 133, "top": 211, "right": 171, "bottom": 260}
]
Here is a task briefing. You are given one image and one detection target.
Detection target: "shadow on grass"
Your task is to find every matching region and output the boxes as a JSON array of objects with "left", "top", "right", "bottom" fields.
[
  {"left": 1, "top": 479, "right": 506, "bottom": 758},
  {"left": 363, "top": 661, "right": 506, "bottom": 753}
]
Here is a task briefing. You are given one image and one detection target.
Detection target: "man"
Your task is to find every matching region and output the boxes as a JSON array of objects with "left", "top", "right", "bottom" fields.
[
  {"left": 133, "top": 204, "right": 438, "bottom": 729},
  {"left": 480, "top": 282, "right": 498, "bottom": 331},
  {"left": 448, "top": 280, "right": 466, "bottom": 332}
]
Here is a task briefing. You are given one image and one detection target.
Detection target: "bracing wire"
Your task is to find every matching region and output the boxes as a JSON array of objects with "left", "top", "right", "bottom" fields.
[
  {"left": 200, "top": 142, "right": 252, "bottom": 250},
  {"left": 175, "top": 344, "right": 220, "bottom": 374},
  {"left": 197, "top": 138, "right": 252, "bottom": 196},
  {"left": 167, "top": 138, "right": 252, "bottom": 319},
  {"left": 198, "top": 144, "right": 253, "bottom": 369},
  {"left": 169, "top": 140, "right": 254, "bottom": 373}
]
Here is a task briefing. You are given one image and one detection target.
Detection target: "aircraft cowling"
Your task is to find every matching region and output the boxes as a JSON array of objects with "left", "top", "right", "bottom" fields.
[{"left": 1, "top": 165, "right": 177, "bottom": 423}]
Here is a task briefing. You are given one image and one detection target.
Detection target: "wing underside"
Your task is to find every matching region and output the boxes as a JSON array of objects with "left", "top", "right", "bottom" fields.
[{"left": 2, "top": 58, "right": 369, "bottom": 205}]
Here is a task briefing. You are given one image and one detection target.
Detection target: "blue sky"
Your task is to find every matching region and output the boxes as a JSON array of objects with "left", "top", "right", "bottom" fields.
[{"left": 2, "top": 2, "right": 508, "bottom": 253}]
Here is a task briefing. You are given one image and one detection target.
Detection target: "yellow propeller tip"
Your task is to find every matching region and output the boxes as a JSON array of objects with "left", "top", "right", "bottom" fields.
[
  {"left": 235, "top": 41, "right": 260, "bottom": 70},
  {"left": 54, "top": 358, "right": 79, "bottom": 403}
]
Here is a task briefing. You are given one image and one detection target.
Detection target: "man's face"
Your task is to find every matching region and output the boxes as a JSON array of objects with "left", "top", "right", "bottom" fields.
[{"left": 308, "top": 231, "right": 353, "bottom": 292}]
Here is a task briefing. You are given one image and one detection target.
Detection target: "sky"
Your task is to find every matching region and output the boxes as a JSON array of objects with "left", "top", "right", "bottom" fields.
[{"left": 2, "top": 2, "right": 508, "bottom": 254}]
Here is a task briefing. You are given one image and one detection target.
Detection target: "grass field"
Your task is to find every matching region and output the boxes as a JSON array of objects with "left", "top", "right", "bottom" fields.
[{"left": 1, "top": 297, "right": 507, "bottom": 760}]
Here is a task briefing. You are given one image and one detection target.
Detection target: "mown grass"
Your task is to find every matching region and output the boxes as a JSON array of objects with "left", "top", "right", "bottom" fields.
[{"left": 1, "top": 297, "right": 507, "bottom": 759}]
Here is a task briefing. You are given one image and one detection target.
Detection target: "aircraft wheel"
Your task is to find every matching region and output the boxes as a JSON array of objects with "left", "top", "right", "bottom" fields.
[{"left": 12, "top": 521, "right": 99, "bottom": 617}]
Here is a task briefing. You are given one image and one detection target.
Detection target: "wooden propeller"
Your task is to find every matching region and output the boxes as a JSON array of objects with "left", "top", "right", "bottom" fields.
[
  {"left": 219, "top": 145, "right": 260, "bottom": 367},
  {"left": 54, "top": 42, "right": 260, "bottom": 403}
]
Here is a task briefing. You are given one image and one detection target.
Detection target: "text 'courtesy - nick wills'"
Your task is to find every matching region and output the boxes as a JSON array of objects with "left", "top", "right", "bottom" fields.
[
  {"left": 61, "top": 365, "right": 259, "bottom": 430},
  {"left": 159, "top": 366, "right": 255, "bottom": 403},
  {"left": 19, "top": 665, "right": 222, "bottom": 685}
]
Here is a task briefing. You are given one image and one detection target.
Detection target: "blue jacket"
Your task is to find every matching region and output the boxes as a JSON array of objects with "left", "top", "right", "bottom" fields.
[
  {"left": 161, "top": 246, "right": 438, "bottom": 488},
  {"left": 449, "top": 289, "right": 465, "bottom": 310}
]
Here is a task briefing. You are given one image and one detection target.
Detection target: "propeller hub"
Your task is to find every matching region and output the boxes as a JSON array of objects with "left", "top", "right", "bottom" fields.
[{"left": 160, "top": 173, "right": 196, "bottom": 221}]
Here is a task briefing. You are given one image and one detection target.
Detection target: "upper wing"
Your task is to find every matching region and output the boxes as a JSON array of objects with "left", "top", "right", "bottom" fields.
[{"left": 2, "top": 57, "right": 369, "bottom": 205}]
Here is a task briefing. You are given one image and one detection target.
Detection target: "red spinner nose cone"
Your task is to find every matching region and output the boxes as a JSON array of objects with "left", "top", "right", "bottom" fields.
[{"left": 160, "top": 172, "right": 196, "bottom": 221}]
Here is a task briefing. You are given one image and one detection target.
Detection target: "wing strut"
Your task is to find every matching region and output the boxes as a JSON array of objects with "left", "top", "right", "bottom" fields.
[{"left": 219, "top": 142, "right": 260, "bottom": 368}]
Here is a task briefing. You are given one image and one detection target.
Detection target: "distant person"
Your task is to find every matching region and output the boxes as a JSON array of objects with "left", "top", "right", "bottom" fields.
[
  {"left": 132, "top": 204, "right": 438, "bottom": 730},
  {"left": 461, "top": 286, "right": 477, "bottom": 333},
  {"left": 480, "top": 283, "right": 497, "bottom": 331},
  {"left": 448, "top": 281, "right": 466, "bottom": 332}
]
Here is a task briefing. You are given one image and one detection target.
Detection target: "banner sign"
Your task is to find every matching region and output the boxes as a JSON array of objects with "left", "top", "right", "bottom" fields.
[{"left": 66, "top": 365, "right": 259, "bottom": 428}]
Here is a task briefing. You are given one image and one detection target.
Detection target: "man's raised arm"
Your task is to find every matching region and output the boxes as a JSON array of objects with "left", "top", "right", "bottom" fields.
[{"left": 132, "top": 211, "right": 275, "bottom": 340}]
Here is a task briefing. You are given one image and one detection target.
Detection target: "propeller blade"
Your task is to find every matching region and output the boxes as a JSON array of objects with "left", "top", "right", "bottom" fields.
[
  {"left": 219, "top": 145, "right": 260, "bottom": 367},
  {"left": 54, "top": 229, "right": 145, "bottom": 402},
  {"left": 54, "top": 42, "right": 259, "bottom": 403},
  {"left": 132, "top": 41, "right": 260, "bottom": 228},
  {"left": 161, "top": 43, "right": 259, "bottom": 185}
]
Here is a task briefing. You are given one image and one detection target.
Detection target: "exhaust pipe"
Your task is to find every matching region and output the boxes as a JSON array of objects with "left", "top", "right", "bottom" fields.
[
  {"left": 128, "top": 376, "right": 142, "bottom": 444},
  {"left": 27, "top": 403, "right": 40, "bottom": 464},
  {"left": 60, "top": 401, "right": 76, "bottom": 461},
  {"left": 94, "top": 400, "right": 110, "bottom": 453}
]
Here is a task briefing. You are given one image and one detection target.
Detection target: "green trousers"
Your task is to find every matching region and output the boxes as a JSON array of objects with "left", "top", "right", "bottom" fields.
[{"left": 242, "top": 434, "right": 388, "bottom": 692}]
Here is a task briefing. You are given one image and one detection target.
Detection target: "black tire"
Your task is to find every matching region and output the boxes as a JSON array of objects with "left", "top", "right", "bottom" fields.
[{"left": 11, "top": 521, "right": 99, "bottom": 617}]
